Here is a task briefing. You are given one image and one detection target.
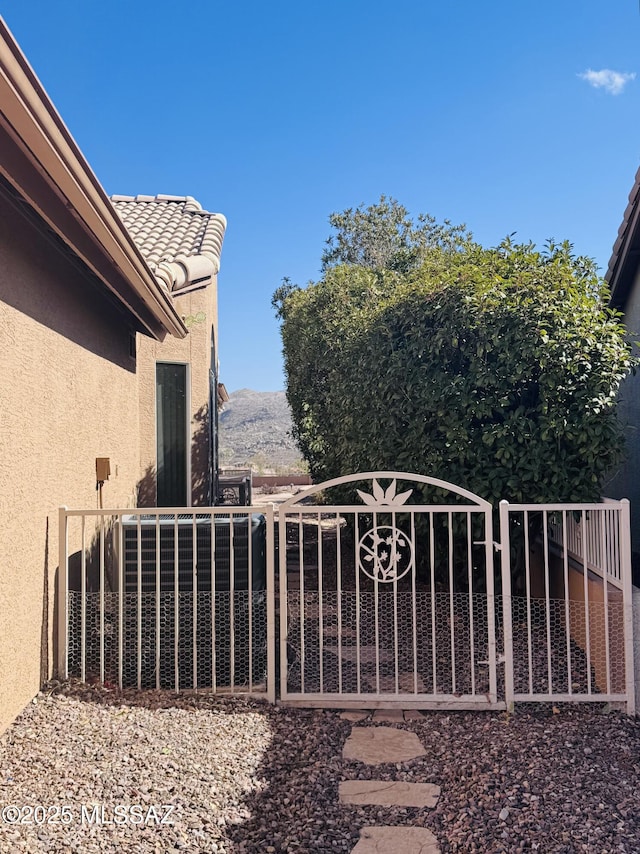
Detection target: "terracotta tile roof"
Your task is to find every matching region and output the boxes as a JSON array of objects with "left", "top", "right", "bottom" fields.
[
  {"left": 605, "top": 166, "right": 640, "bottom": 310},
  {"left": 110, "top": 194, "right": 227, "bottom": 294}
]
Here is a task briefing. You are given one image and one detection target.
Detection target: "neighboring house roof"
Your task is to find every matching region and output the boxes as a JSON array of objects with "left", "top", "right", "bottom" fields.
[
  {"left": 111, "top": 195, "right": 227, "bottom": 295},
  {"left": 0, "top": 18, "right": 186, "bottom": 340},
  {"left": 605, "top": 165, "right": 640, "bottom": 310},
  {"left": 217, "top": 382, "right": 230, "bottom": 408}
]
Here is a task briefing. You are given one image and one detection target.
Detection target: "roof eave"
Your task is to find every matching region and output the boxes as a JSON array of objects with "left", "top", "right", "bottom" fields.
[
  {"left": 606, "top": 167, "right": 640, "bottom": 312},
  {"left": 0, "top": 18, "right": 187, "bottom": 340}
]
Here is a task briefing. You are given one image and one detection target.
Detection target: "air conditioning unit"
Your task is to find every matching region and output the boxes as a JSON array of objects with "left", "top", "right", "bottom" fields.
[
  {"left": 111, "top": 514, "right": 267, "bottom": 689},
  {"left": 116, "top": 513, "right": 265, "bottom": 593}
]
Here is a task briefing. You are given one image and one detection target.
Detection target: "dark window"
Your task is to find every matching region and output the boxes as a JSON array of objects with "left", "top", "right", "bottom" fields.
[{"left": 156, "top": 363, "right": 188, "bottom": 506}]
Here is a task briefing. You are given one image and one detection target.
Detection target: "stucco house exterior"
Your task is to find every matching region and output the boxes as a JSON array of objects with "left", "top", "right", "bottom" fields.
[
  {"left": 110, "top": 194, "right": 227, "bottom": 508},
  {"left": 605, "top": 165, "right": 640, "bottom": 576},
  {"left": 0, "top": 19, "right": 226, "bottom": 733}
]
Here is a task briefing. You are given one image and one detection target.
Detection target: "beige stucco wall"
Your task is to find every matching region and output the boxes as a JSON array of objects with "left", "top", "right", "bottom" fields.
[
  {"left": 0, "top": 194, "right": 142, "bottom": 734},
  {"left": 137, "top": 282, "right": 218, "bottom": 506}
]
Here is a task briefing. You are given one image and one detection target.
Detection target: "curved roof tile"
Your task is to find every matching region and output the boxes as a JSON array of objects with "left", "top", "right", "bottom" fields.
[{"left": 110, "top": 194, "right": 227, "bottom": 295}]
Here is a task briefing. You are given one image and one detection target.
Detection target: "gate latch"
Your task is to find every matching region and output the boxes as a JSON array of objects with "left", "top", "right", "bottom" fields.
[{"left": 472, "top": 539, "right": 503, "bottom": 552}]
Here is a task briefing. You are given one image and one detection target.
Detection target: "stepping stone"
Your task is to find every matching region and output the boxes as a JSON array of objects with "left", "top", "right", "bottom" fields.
[
  {"left": 351, "top": 826, "right": 440, "bottom": 853},
  {"left": 340, "top": 710, "right": 370, "bottom": 722},
  {"left": 339, "top": 780, "right": 441, "bottom": 808},
  {"left": 371, "top": 709, "right": 404, "bottom": 723},
  {"left": 403, "top": 710, "right": 425, "bottom": 721},
  {"left": 343, "top": 726, "right": 426, "bottom": 765}
]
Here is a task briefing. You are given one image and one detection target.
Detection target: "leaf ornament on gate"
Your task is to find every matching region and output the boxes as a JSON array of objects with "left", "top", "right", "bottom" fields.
[
  {"left": 356, "top": 479, "right": 413, "bottom": 506},
  {"left": 356, "top": 480, "right": 415, "bottom": 582}
]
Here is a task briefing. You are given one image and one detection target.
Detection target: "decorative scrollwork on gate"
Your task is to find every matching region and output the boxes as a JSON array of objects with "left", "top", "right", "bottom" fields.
[
  {"left": 357, "top": 525, "right": 414, "bottom": 582},
  {"left": 356, "top": 479, "right": 415, "bottom": 582}
]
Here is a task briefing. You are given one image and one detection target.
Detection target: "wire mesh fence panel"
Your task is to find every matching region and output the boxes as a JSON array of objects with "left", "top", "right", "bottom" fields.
[{"left": 63, "top": 507, "right": 274, "bottom": 697}]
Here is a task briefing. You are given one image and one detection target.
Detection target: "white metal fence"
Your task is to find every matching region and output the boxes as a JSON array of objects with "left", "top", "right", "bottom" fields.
[
  {"left": 58, "top": 505, "right": 275, "bottom": 700},
  {"left": 498, "top": 499, "right": 634, "bottom": 714},
  {"left": 58, "top": 477, "right": 635, "bottom": 714}
]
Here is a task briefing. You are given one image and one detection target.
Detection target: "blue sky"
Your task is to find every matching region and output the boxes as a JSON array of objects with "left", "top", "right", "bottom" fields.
[{"left": 4, "top": 2, "right": 640, "bottom": 391}]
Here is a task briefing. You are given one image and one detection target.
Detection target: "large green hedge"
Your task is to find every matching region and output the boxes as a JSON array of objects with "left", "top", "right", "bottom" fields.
[{"left": 275, "top": 230, "right": 632, "bottom": 506}]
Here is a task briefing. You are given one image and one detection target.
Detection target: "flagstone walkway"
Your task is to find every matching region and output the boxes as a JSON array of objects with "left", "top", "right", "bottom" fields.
[{"left": 339, "top": 710, "right": 441, "bottom": 853}]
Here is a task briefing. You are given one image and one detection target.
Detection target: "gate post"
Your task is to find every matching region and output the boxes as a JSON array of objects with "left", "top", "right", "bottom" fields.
[
  {"left": 499, "top": 501, "right": 514, "bottom": 711},
  {"left": 621, "top": 499, "right": 636, "bottom": 716},
  {"left": 265, "top": 504, "right": 277, "bottom": 704},
  {"left": 57, "top": 506, "right": 69, "bottom": 681}
]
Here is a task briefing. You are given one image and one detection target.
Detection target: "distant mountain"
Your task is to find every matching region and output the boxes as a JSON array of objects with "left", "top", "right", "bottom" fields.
[{"left": 218, "top": 389, "right": 305, "bottom": 473}]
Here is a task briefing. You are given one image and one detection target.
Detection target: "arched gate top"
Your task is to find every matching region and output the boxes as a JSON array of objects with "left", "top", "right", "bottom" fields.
[{"left": 278, "top": 470, "right": 492, "bottom": 512}]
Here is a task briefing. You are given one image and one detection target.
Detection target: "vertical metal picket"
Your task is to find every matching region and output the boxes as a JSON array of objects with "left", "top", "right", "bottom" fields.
[
  {"left": 621, "top": 500, "right": 636, "bottom": 716},
  {"left": 57, "top": 506, "right": 69, "bottom": 680},
  {"left": 265, "top": 504, "right": 276, "bottom": 703},
  {"left": 499, "top": 500, "right": 515, "bottom": 712}
]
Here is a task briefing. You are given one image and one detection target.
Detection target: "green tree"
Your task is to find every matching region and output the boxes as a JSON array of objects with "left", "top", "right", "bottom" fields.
[
  {"left": 274, "top": 206, "right": 633, "bottom": 507},
  {"left": 320, "top": 195, "right": 470, "bottom": 273}
]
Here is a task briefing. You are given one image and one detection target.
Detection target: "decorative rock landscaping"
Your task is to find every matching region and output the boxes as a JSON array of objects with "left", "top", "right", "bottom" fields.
[{"left": 1, "top": 682, "right": 640, "bottom": 852}]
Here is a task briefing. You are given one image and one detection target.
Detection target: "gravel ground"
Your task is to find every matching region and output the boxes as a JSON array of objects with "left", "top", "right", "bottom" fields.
[{"left": 0, "top": 682, "right": 639, "bottom": 853}]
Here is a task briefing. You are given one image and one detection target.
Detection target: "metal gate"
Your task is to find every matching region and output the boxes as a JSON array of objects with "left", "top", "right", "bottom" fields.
[{"left": 278, "top": 472, "right": 502, "bottom": 709}]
